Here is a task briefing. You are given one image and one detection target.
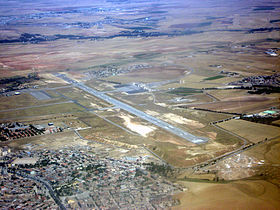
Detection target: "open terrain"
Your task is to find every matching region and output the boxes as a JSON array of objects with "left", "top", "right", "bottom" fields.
[
  {"left": 0, "top": 0, "right": 280, "bottom": 209},
  {"left": 174, "top": 136, "right": 280, "bottom": 209},
  {"left": 173, "top": 179, "right": 280, "bottom": 210},
  {"left": 218, "top": 119, "right": 280, "bottom": 143}
]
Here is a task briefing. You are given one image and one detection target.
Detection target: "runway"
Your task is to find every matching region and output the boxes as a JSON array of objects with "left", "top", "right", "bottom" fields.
[{"left": 55, "top": 73, "right": 208, "bottom": 144}]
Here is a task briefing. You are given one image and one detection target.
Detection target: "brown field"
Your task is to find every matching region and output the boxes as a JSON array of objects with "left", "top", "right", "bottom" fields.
[
  {"left": 243, "top": 137, "right": 280, "bottom": 187},
  {"left": 207, "top": 89, "right": 249, "bottom": 101},
  {"left": 173, "top": 180, "right": 280, "bottom": 210},
  {"left": 0, "top": 0, "right": 279, "bottom": 208},
  {"left": 61, "top": 118, "right": 90, "bottom": 130},
  {"left": 272, "top": 119, "right": 280, "bottom": 126},
  {"left": 147, "top": 125, "right": 241, "bottom": 167},
  {"left": 0, "top": 93, "right": 66, "bottom": 110},
  {"left": 0, "top": 102, "right": 84, "bottom": 120},
  {"left": 245, "top": 138, "right": 280, "bottom": 165},
  {"left": 174, "top": 137, "right": 280, "bottom": 209},
  {"left": 190, "top": 95, "right": 279, "bottom": 113},
  {"left": 6, "top": 130, "right": 83, "bottom": 150},
  {"left": 0, "top": 28, "right": 278, "bottom": 80},
  {"left": 85, "top": 79, "right": 115, "bottom": 92},
  {"left": 123, "top": 66, "right": 186, "bottom": 81},
  {"left": 41, "top": 73, "right": 69, "bottom": 84},
  {"left": 218, "top": 119, "right": 280, "bottom": 143}
]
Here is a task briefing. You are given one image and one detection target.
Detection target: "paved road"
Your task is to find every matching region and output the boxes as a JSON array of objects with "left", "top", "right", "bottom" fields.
[
  {"left": 204, "top": 91, "right": 220, "bottom": 102},
  {"left": 141, "top": 145, "right": 173, "bottom": 168},
  {"left": 9, "top": 170, "right": 66, "bottom": 210},
  {"left": 54, "top": 73, "right": 208, "bottom": 144}
]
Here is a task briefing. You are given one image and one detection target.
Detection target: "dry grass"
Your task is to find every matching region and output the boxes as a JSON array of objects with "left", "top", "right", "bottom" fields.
[
  {"left": 7, "top": 130, "right": 83, "bottom": 150},
  {"left": 0, "top": 102, "right": 84, "bottom": 120},
  {"left": 0, "top": 93, "right": 66, "bottom": 110},
  {"left": 218, "top": 119, "right": 280, "bottom": 143},
  {"left": 174, "top": 138, "right": 280, "bottom": 209},
  {"left": 191, "top": 95, "right": 279, "bottom": 114},
  {"left": 244, "top": 138, "right": 280, "bottom": 164},
  {"left": 272, "top": 119, "right": 280, "bottom": 126},
  {"left": 207, "top": 89, "right": 249, "bottom": 100},
  {"left": 56, "top": 87, "right": 113, "bottom": 109},
  {"left": 173, "top": 180, "right": 280, "bottom": 210},
  {"left": 0, "top": 1, "right": 279, "bottom": 209}
]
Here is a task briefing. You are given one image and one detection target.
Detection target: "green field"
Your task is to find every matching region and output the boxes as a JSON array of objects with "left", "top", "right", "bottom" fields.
[
  {"left": 168, "top": 87, "right": 203, "bottom": 96},
  {"left": 204, "top": 75, "right": 225, "bottom": 81}
]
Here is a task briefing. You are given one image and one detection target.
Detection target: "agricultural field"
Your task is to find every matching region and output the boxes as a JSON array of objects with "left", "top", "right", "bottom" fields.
[
  {"left": 204, "top": 75, "right": 226, "bottom": 81},
  {"left": 0, "top": 92, "right": 66, "bottom": 110},
  {"left": 272, "top": 119, "right": 280, "bottom": 126},
  {"left": 168, "top": 87, "right": 203, "bottom": 96},
  {"left": 173, "top": 179, "right": 280, "bottom": 210},
  {"left": 218, "top": 119, "right": 280, "bottom": 143},
  {"left": 190, "top": 95, "right": 279, "bottom": 114},
  {"left": 0, "top": 0, "right": 280, "bottom": 208},
  {"left": 7, "top": 130, "right": 83, "bottom": 150},
  {"left": 0, "top": 102, "right": 84, "bottom": 120}
]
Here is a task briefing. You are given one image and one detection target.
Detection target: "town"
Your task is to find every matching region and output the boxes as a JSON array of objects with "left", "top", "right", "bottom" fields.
[
  {"left": 84, "top": 64, "right": 152, "bottom": 79},
  {"left": 1, "top": 0, "right": 280, "bottom": 208},
  {"left": 228, "top": 73, "right": 280, "bottom": 94},
  {"left": 0, "top": 145, "right": 181, "bottom": 209}
]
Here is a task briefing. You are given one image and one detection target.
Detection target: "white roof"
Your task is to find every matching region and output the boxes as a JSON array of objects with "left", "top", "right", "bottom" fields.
[{"left": 13, "top": 157, "right": 39, "bottom": 165}]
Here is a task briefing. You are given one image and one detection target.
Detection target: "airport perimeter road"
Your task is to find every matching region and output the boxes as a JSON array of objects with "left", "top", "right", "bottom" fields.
[{"left": 54, "top": 73, "right": 208, "bottom": 144}]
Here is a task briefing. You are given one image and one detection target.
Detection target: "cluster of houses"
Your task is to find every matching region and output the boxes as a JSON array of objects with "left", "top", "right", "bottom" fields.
[
  {"left": 229, "top": 73, "right": 280, "bottom": 88},
  {"left": 265, "top": 49, "right": 279, "bottom": 57},
  {"left": 0, "top": 149, "right": 57, "bottom": 209},
  {"left": 219, "top": 70, "right": 240, "bottom": 77},
  {"left": 84, "top": 64, "right": 151, "bottom": 79},
  {"left": 0, "top": 122, "right": 63, "bottom": 141},
  {"left": 241, "top": 109, "right": 280, "bottom": 125},
  {"left": 244, "top": 109, "right": 280, "bottom": 118},
  {"left": 0, "top": 146, "right": 11, "bottom": 157},
  {"left": 0, "top": 122, "right": 43, "bottom": 141},
  {"left": 0, "top": 173, "right": 57, "bottom": 209},
  {"left": 2, "top": 145, "right": 181, "bottom": 209}
]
